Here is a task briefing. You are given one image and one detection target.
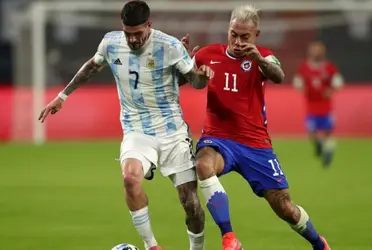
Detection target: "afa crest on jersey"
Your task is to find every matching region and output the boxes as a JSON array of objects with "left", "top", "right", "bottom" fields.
[
  {"left": 146, "top": 57, "right": 156, "bottom": 69},
  {"left": 241, "top": 60, "right": 252, "bottom": 72}
]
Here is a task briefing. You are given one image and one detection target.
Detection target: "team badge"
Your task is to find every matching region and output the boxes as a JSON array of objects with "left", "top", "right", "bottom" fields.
[
  {"left": 146, "top": 57, "right": 156, "bottom": 69},
  {"left": 241, "top": 60, "right": 252, "bottom": 72}
]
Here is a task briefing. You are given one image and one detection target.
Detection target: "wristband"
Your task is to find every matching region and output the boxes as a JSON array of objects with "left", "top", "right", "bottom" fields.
[{"left": 58, "top": 92, "right": 68, "bottom": 101}]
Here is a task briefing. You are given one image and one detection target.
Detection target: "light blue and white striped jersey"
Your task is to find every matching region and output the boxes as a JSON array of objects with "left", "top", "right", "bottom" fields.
[{"left": 93, "top": 29, "right": 193, "bottom": 137}]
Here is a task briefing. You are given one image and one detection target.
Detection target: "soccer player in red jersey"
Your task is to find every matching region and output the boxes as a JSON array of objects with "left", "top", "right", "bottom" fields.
[
  {"left": 293, "top": 41, "right": 343, "bottom": 167},
  {"left": 182, "top": 5, "right": 331, "bottom": 250}
]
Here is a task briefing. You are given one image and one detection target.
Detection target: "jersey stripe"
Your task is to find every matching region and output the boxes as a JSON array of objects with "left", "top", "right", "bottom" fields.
[
  {"left": 128, "top": 52, "right": 156, "bottom": 136},
  {"left": 152, "top": 42, "right": 177, "bottom": 134},
  {"left": 107, "top": 44, "right": 133, "bottom": 132}
]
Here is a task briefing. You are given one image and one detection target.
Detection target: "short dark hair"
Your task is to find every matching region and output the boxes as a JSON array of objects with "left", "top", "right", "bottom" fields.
[{"left": 121, "top": 1, "right": 150, "bottom": 26}]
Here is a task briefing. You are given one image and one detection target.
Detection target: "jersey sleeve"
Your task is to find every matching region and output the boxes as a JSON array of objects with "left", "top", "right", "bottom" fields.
[
  {"left": 265, "top": 54, "right": 281, "bottom": 67},
  {"left": 93, "top": 37, "right": 107, "bottom": 66},
  {"left": 169, "top": 40, "right": 194, "bottom": 75},
  {"left": 329, "top": 64, "right": 344, "bottom": 89},
  {"left": 258, "top": 48, "right": 282, "bottom": 78},
  {"left": 293, "top": 63, "right": 305, "bottom": 89}
]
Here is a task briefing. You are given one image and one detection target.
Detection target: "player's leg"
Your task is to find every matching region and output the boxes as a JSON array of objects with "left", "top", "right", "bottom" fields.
[
  {"left": 239, "top": 146, "right": 329, "bottom": 250},
  {"left": 320, "top": 115, "right": 335, "bottom": 167},
  {"left": 263, "top": 189, "right": 330, "bottom": 250},
  {"left": 306, "top": 115, "right": 322, "bottom": 157},
  {"left": 170, "top": 170, "right": 205, "bottom": 250},
  {"left": 120, "top": 133, "right": 160, "bottom": 250},
  {"left": 159, "top": 127, "right": 205, "bottom": 250},
  {"left": 196, "top": 138, "right": 242, "bottom": 249}
]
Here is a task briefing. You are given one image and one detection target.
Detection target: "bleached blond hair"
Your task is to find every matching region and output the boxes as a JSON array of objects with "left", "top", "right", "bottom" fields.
[{"left": 230, "top": 4, "right": 260, "bottom": 27}]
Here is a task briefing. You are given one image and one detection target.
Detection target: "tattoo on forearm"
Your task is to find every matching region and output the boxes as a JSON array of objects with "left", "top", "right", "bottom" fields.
[
  {"left": 258, "top": 59, "right": 285, "bottom": 84},
  {"left": 184, "top": 69, "right": 207, "bottom": 89},
  {"left": 63, "top": 59, "right": 104, "bottom": 95},
  {"left": 178, "top": 73, "right": 188, "bottom": 87}
]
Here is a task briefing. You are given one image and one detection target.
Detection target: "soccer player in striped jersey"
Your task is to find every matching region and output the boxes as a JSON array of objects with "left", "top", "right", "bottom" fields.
[{"left": 38, "top": 1, "right": 214, "bottom": 250}]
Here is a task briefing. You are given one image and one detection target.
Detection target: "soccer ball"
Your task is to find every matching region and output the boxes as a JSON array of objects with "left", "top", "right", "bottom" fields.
[{"left": 111, "top": 243, "right": 139, "bottom": 250}]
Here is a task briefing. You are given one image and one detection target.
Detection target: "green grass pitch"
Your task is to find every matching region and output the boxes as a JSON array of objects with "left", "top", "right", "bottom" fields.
[{"left": 1, "top": 139, "right": 372, "bottom": 250}]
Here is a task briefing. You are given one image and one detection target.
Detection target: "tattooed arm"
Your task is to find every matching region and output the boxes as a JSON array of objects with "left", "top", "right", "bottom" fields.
[
  {"left": 245, "top": 44, "right": 285, "bottom": 84},
  {"left": 178, "top": 73, "right": 189, "bottom": 87},
  {"left": 38, "top": 57, "right": 106, "bottom": 122},
  {"left": 257, "top": 57, "right": 285, "bottom": 84},
  {"left": 62, "top": 57, "right": 106, "bottom": 96},
  {"left": 182, "top": 66, "right": 212, "bottom": 89}
]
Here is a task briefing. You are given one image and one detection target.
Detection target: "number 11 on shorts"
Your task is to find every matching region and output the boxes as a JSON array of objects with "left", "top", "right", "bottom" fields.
[{"left": 268, "top": 159, "right": 284, "bottom": 176}]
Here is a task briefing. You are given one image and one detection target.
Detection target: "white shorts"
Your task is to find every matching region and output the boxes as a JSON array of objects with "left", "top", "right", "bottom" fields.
[{"left": 119, "top": 123, "right": 196, "bottom": 187}]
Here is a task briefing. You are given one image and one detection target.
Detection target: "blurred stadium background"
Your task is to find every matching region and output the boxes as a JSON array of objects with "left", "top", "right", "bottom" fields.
[{"left": 1, "top": 0, "right": 372, "bottom": 249}]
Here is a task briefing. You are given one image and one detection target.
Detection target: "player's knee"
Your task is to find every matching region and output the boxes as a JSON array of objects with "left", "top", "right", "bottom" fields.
[
  {"left": 195, "top": 148, "right": 218, "bottom": 179},
  {"left": 122, "top": 158, "right": 144, "bottom": 191},
  {"left": 195, "top": 159, "right": 215, "bottom": 180}
]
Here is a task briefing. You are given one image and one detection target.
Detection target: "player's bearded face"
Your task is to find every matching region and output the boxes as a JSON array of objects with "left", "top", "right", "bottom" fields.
[
  {"left": 123, "top": 22, "right": 151, "bottom": 50},
  {"left": 228, "top": 20, "right": 260, "bottom": 58}
]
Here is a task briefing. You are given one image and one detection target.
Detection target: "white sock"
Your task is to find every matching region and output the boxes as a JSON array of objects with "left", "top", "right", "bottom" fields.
[
  {"left": 130, "top": 206, "right": 158, "bottom": 249},
  {"left": 323, "top": 138, "right": 336, "bottom": 153},
  {"left": 187, "top": 229, "right": 205, "bottom": 250},
  {"left": 199, "top": 175, "right": 226, "bottom": 202},
  {"left": 289, "top": 206, "right": 309, "bottom": 233}
]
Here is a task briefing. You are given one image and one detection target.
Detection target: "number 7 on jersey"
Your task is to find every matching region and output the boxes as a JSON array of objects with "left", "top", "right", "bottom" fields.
[{"left": 224, "top": 73, "right": 238, "bottom": 92}]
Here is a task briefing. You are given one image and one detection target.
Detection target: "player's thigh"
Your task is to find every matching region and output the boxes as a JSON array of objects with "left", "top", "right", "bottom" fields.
[
  {"left": 196, "top": 137, "right": 236, "bottom": 178},
  {"left": 158, "top": 124, "right": 195, "bottom": 183},
  {"left": 238, "top": 146, "right": 289, "bottom": 197},
  {"left": 169, "top": 168, "right": 197, "bottom": 188},
  {"left": 120, "top": 132, "right": 159, "bottom": 180}
]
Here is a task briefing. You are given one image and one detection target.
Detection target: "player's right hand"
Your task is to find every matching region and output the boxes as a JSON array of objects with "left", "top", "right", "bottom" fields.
[
  {"left": 181, "top": 34, "right": 200, "bottom": 58},
  {"left": 38, "top": 96, "right": 64, "bottom": 123},
  {"left": 196, "top": 65, "right": 214, "bottom": 80}
]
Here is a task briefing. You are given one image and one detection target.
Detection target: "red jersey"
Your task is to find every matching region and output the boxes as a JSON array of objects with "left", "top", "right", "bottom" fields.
[
  {"left": 194, "top": 44, "right": 278, "bottom": 148},
  {"left": 296, "top": 61, "right": 340, "bottom": 115}
]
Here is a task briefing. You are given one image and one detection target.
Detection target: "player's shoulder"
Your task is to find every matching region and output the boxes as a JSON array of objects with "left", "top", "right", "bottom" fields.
[
  {"left": 199, "top": 43, "right": 225, "bottom": 53},
  {"left": 103, "top": 31, "right": 124, "bottom": 40},
  {"left": 195, "top": 43, "right": 226, "bottom": 60},
  {"left": 297, "top": 60, "right": 310, "bottom": 71},
  {"left": 325, "top": 60, "right": 338, "bottom": 70},
  {"left": 101, "top": 31, "right": 124, "bottom": 46},
  {"left": 256, "top": 45, "right": 274, "bottom": 57},
  {"left": 152, "top": 29, "right": 181, "bottom": 47}
]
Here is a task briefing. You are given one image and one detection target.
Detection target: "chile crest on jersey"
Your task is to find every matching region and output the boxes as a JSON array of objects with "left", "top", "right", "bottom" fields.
[{"left": 241, "top": 60, "right": 252, "bottom": 72}]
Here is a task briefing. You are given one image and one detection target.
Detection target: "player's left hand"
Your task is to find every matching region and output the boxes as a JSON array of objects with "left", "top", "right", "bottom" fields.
[
  {"left": 243, "top": 43, "right": 264, "bottom": 62},
  {"left": 196, "top": 65, "right": 214, "bottom": 80},
  {"left": 181, "top": 34, "right": 200, "bottom": 58}
]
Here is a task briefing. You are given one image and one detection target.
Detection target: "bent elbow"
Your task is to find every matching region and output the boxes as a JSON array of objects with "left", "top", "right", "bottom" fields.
[{"left": 273, "top": 73, "right": 285, "bottom": 84}]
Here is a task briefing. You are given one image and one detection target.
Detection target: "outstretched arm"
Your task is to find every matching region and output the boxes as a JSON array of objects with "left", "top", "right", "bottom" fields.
[
  {"left": 62, "top": 57, "right": 106, "bottom": 96},
  {"left": 38, "top": 57, "right": 106, "bottom": 123}
]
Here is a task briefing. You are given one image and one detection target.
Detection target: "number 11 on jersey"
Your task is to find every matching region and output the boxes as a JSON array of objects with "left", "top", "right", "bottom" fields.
[{"left": 224, "top": 73, "right": 238, "bottom": 92}]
